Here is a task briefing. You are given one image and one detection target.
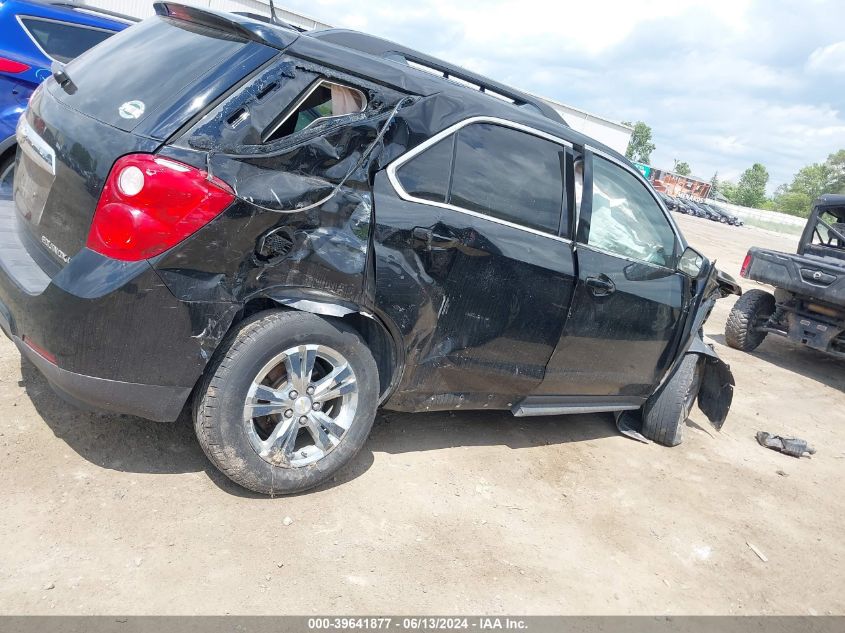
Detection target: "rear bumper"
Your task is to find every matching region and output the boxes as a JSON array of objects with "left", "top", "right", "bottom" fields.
[
  {"left": 0, "top": 199, "right": 237, "bottom": 421},
  {"left": 1, "top": 315, "right": 190, "bottom": 421}
]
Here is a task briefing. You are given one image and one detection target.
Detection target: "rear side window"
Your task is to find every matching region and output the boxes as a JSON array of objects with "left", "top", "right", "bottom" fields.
[
  {"left": 48, "top": 17, "right": 251, "bottom": 132},
  {"left": 264, "top": 80, "right": 367, "bottom": 142},
  {"left": 396, "top": 122, "right": 566, "bottom": 234},
  {"left": 450, "top": 124, "right": 564, "bottom": 233},
  {"left": 394, "top": 137, "right": 453, "bottom": 203},
  {"left": 19, "top": 17, "right": 114, "bottom": 63}
]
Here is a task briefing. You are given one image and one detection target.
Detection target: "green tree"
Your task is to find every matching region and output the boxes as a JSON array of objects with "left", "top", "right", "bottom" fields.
[
  {"left": 710, "top": 171, "right": 720, "bottom": 190},
  {"left": 673, "top": 160, "right": 691, "bottom": 176},
  {"left": 734, "top": 163, "right": 769, "bottom": 208},
  {"left": 773, "top": 190, "right": 813, "bottom": 217},
  {"left": 720, "top": 180, "right": 739, "bottom": 203},
  {"left": 826, "top": 149, "right": 845, "bottom": 193},
  {"left": 790, "top": 163, "right": 832, "bottom": 201},
  {"left": 622, "top": 121, "right": 656, "bottom": 164}
]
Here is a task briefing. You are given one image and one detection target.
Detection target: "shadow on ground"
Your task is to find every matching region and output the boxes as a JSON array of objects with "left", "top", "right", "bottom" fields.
[
  {"left": 711, "top": 333, "right": 845, "bottom": 392},
  {"left": 19, "top": 356, "right": 620, "bottom": 496}
]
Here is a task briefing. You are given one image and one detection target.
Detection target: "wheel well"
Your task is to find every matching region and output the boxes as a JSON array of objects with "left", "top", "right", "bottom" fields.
[
  {"left": 238, "top": 297, "right": 400, "bottom": 400},
  {"left": 0, "top": 144, "right": 16, "bottom": 169}
]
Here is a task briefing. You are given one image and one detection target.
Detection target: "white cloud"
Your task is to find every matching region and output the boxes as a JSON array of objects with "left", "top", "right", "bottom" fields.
[
  {"left": 280, "top": 0, "right": 845, "bottom": 193},
  {"left": 807, "top": 41, "right": 845, "bottom": 74}
]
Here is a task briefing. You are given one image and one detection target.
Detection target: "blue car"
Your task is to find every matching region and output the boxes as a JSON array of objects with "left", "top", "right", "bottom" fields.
[{"left": 0, "top": 0, "right": 134, "bottom": 194}]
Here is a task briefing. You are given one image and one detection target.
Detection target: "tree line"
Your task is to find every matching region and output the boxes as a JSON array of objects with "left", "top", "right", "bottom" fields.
[{"left": 623, "top": 120, "right": 845, "bottom": 217}]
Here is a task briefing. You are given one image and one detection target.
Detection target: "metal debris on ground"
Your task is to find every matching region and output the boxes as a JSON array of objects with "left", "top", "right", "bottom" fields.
[{"left": 756, "top": 432, "right": 816, "bottom": 458}]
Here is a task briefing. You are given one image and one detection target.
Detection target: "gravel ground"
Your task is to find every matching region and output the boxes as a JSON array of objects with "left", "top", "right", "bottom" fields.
[{"left": 0, "top": 213, "right": 842, "bottom": 615}]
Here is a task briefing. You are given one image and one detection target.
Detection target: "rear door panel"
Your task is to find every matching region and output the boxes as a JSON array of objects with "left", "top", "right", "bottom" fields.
[{"left": 372, "top": 173, "right": 575, "bottom": 405}]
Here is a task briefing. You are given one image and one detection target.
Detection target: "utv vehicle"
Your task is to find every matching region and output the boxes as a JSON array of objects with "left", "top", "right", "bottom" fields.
[
  {"left": 0, "top": 4, "right": 738, "bottom": 494},
  {"left": 727, "top": 195, "right": 845, "bottom": 358}
]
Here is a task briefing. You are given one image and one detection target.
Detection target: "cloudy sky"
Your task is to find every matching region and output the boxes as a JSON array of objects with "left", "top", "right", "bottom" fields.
[{"left": 277, "top": 0, "right": 845, "bottom": 193}]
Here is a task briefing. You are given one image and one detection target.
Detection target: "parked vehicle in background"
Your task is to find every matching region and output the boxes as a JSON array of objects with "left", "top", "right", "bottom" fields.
[
  {"left": 674, "top": 198, "right": 695, "bottom": 215},
  {"left": 700, "top": 202, "right": 740, "bottom": 226},
  {"left": 658, "top": 191, "right": 677, "bottom": 211},
  {"left": 712, "top": 203, "right": 743, "bottom": 226},
  {"left": 0, "top": 0, "right": 134, "bottom": 196},
  {"left": 0, "top": 3, "right": 740, "bottom": 494},
  {"left": 727, "top": 195, "right": 845, "bottom": 357}
]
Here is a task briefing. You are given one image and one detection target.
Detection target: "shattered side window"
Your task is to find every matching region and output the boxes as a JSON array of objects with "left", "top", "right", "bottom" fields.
[
  {"left": 395, "top": 136, "right": 454, "bottom": 203},
  {"left": 264, "top": 80, "right": 367, "bottom": 143},
  {"left": 587, "top": 156, "right": 677, "bottom": 267}
]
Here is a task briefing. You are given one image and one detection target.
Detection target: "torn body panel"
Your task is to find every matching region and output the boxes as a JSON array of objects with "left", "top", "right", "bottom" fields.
[{"left": 675, "top": 263, "right": 738, "bottom": 430}]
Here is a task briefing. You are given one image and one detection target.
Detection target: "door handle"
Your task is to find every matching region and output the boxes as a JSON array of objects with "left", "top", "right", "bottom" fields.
[
  {"left": 413, "top": 227, "right": 457, "bottom": 251},
  {"left": 585, "top": 274, "right": 616, "bottom": 297}
]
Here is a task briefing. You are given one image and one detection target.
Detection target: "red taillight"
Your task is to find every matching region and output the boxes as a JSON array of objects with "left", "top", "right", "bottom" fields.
[
  {"left": 87, "top": 154, "right": 235, "bottom": 261},
  {"left": 740, "top": 253, "right": 752, "bottom": 278},
  {"left": 0, "top": 57, "right": 30, "bottom": 74}
]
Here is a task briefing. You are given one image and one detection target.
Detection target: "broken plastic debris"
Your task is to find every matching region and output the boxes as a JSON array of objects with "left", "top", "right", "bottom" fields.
[
  {"left": 756, "top": 431, "right": 816, "bottom": 458},
  {"left": 615, "top": 411, "right": 650, "bottom": 444},
  {"left": 746, "top": 541, "right": 768, "bottom": 562}
]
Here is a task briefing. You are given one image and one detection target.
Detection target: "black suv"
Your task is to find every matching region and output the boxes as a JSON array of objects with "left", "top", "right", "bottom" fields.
[{"left": 0, "top": 4, "right": 739, "bottom": 494}]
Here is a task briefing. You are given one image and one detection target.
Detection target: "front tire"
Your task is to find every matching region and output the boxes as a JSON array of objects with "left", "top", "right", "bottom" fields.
[
  {"left": 641, "top": 354, "right": 701, "bottom": 447},
  {"left": 725, "top": 289, "right": 774, "bottom": 352},
  {"left": 193, "top": 310, "right": 379, "bottom": 495}
]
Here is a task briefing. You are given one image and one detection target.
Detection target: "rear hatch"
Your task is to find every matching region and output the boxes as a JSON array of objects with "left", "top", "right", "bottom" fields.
[{"left": 13, "top": 10, "right": 287, "bottom": 267}]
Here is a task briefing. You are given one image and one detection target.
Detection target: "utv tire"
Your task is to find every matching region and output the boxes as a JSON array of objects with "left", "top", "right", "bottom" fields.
[
  {"left": 725, "top": 289, "right": 775, "bottom": 352},
  {"left": 641, "top": 354, "right": 701, "bottom": 447},
  {"left": 193, "top": 310, "right": 379, "bottom": 495}
]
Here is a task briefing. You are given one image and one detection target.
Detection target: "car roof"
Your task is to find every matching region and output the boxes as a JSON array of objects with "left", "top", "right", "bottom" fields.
[
  {"left": 2, "top": 0, "right": 136, "bottom": 29},
  {"left": 152, "top": 2, "right": 631, "bottom": 166},
  {"left": 299, "top": 28, "right": 629, "bottom": 161}
]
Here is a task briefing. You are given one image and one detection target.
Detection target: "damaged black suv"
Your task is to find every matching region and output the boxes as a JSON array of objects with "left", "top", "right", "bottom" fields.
[{"left": 0, "top": 4, "right": 740, "bottom": 494}]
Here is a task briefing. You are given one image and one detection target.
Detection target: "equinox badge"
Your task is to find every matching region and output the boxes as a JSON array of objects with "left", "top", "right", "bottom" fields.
[{"left": 41, "top": 235, "right": 69, "bottom": 263}]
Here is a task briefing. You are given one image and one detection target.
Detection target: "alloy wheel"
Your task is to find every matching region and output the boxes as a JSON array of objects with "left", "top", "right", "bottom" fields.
[{"left": 243, "top": 344, "right": 358, "bottom": 467}]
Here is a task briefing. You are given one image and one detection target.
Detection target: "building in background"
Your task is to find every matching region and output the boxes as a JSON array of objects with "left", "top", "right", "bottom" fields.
[
  {"left": 635, "top": 163, "right": 712, "bottom": 200},
  {"left": 540, "top": 97, "right": 633, "bottom": 155},
  {"left": 70, "top": 0, "right": 633, "bottom": 153}
]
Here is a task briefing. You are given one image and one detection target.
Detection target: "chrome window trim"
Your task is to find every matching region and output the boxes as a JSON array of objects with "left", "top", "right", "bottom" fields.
[
  {"left": 16, "top": 15, "right": 115, "bottom": 64},
  {"left": 263, "top": 79, "right": 367, "bottom": 143},
  {"left": 386, "top": 116, "right": 573, "bottom": 244}
]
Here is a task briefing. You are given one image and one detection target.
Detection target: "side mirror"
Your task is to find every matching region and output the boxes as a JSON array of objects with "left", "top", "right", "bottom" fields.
[
  {"left": 678, "top": 246, "right": 705, "bottom": 278},
  {"left": 623, "top": 261, "right": 673, "bottom": 281}
]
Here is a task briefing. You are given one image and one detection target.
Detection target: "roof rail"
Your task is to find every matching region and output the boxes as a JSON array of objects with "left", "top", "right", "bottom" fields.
[
  {"left": 311, "top": 29, "right": 566, "bottom": 125},
  {"left": 153, "top": 2, "right": 299, "bottom": 50},
  {"left": 33, "top": 0, "right": 140, "bottom": 22}
]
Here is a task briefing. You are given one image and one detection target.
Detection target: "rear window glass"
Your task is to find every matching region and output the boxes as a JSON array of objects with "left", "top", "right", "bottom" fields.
[
  {"left": 49, "top": 16, "right": 250, "bottom": 132},
  {"left": 20, "top": 17, "right": 114, "bottom": 63}
]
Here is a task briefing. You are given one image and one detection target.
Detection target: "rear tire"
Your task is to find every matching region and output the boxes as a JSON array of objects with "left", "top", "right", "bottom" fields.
[
  {"left": 725, "top": 289, "right": 775, "bottom": 352},
  {"left": 641, "top": 354, "right": 701, "bottom": 447},
  {"left": 193, "top": 310, "right": 379, "bottom": 495}
]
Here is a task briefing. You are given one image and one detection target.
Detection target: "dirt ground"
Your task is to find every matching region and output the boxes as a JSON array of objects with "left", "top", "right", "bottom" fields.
[{"left": 0, "top": 213, "right": 843, "bottom": 615}]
